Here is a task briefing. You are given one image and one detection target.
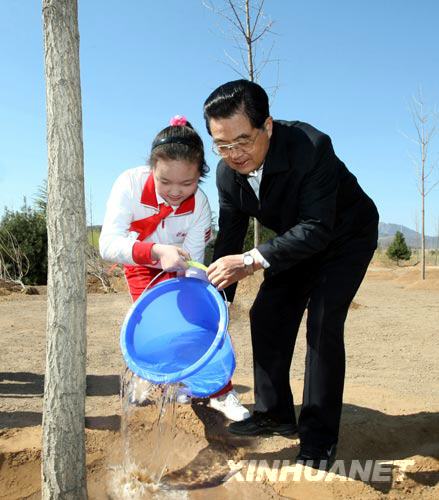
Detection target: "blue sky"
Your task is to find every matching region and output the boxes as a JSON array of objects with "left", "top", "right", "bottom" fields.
[{"left": 1, "top": 0, "right": 438, "bottom": 234}]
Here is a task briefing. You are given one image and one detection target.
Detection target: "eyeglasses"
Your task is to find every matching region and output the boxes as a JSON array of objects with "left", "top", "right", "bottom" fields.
[{"left": 212, "top": 128, "right": 263, "bottom": 157}]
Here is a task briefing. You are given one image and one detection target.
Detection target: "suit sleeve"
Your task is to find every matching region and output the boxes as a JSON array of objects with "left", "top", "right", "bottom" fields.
[
  {"left": 257, "top": 135, "right": 338, "bottom": 274},
  {"left": 213, "top": 166, "right": 250, "bottom": 301}
]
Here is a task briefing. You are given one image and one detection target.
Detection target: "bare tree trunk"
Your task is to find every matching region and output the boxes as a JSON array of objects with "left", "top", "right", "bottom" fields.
[
  {"left": 436, "top": 217, "right": 439, "bottom": 266},
  {"left": 253, "top": 217, "right": 260, "bottom": 247},
  {"left": 244, "top": 0, "right": 260, "bottom": 247},
  {"left": 245, "top": 0, "right": 254, "bottom": 82},
  {"left": 42, "top": 1, "right": 87, "bottom": 498},
  {"left": 413, "top": 211, "right": 420, "bottom": 264},
  {"left": 408, "top": 90, "right": 439, "bottom": 280},
  {"left": 421, "top": 140, "right": 426, "bottom": 280},
  {"left": 206, "top": 0, "right": 277, "bottom": 249}
]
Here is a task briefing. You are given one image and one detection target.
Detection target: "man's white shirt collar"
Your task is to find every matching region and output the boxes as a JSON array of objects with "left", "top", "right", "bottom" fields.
[{"left": 247, "top": 164, "right": 264, "bottom": 178}]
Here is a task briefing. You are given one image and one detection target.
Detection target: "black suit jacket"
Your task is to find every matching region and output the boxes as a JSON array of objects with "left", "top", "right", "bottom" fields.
[{"left": 213, "top": 120, "right": 378, "bottom": 298}]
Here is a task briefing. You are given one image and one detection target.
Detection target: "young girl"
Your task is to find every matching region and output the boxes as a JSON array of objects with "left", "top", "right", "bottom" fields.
[{"left": 99, "top": 115, "right": 249, "bottom": 422}]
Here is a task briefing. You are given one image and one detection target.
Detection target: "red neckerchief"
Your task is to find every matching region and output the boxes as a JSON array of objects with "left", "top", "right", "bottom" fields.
[{"left": 130, "top": 173, "right": 196, "bottom": 239}]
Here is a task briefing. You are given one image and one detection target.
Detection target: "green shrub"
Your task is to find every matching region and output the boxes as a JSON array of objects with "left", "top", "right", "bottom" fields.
[
  {"left": 386, "top": 231, "right": 411, "bottom": 265},
  {"left": 0, "top": 204, "right": 47, "bottom": 285}
]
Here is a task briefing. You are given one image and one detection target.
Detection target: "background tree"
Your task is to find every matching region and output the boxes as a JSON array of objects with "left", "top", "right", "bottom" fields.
[
  {"left": 205, "top": 0, "right": 278, "bottom": 247},
  {"left": 386, "top": 230, "right": 412, "bottom": 266},
  {"left": 86, "top": 243, "right": 115, "bottom": 293},
  {"left": 42, "top": 0, "right": 87, "bottom": 498},
  {"left": 0, "top": 203, "right": 47, "bottom": 285},
  {"left": 406, "top": 89, "right": 439, "bottom": 279},
  {"left": 34, "top": 179, "right": 48, "bottom": 214},
  {"left": 0, "top": 227, "right": 29, "bottom": 289}
]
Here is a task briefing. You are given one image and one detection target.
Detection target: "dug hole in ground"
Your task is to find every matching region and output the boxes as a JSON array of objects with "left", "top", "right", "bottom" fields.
[{"left": 0, "top": 264, "right": 438, "bottom": 499}]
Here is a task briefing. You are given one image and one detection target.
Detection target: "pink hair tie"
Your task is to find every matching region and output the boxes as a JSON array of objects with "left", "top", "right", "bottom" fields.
[{"left": 169, "top": 115, "right": 188, "bottom": 127}]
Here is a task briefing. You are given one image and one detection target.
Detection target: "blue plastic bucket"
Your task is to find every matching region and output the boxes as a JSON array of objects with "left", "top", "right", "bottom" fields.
[{"left": 120, "top": 277, "right": 236, "bottom": 397}]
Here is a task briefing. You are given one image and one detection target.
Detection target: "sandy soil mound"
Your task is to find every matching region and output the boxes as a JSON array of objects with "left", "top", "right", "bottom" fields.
[
  {"left": 1, "top": 265, "right": 438, "bottom": 499},
  {"left": 1, "top": 404, "right": 437, "bottom": 499},
  {"left": 366, "top": 265, "right": 439, "bottom": 290}
]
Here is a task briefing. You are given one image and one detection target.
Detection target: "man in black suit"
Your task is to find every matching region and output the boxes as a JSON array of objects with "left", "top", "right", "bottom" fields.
[{"left": 204, "top": 79, "right": 379, "bottom": 469}]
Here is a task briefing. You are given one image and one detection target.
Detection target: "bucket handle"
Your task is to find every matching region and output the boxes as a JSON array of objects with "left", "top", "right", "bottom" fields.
[
  {"left": 186, "top": 260, "right": 207, "bottom": 271},
  {"left": 187, "top": 260, "right": 228, "bottom": 305},
  {"left": 145, "top": 260, "right": 228, "bottom": 304},
  {"left": 144, "top": 269, "right": 168, "bottom": 291}
]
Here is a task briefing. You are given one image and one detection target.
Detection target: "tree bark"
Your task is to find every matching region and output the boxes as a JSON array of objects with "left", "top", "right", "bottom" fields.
[{"left": 42, "top": 1, "right": 87, "bottom": 498}]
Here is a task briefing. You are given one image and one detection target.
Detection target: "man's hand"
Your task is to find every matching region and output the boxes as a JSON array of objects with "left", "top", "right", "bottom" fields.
[
  {"left": 206, "top": 254, "right": 249, "bottom": 290},
  {"left": 152, "top": 244, "right": 190, "bottom": 272}
]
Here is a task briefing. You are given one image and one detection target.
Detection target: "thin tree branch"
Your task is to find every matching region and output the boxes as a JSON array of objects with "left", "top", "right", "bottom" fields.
[
  {"left": 227, "top": 0, "right": 247, "bottom": 36},
  {"left": 250, "top": 0, "right": 265, "bottom": 38},
  {"left": 220, "top": 58, "right": 248, "bottom": 79},
  {"left": 425, "top": 178, "right": 439, "bottom": 196},
  {"left": 252, "top": 22, "right": 274, "bottom": 43}
]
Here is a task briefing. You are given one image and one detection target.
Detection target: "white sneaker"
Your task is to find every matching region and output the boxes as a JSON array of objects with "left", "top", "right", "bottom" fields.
[{"left": 209, "top": 389, "right": 250, "bottom": 422}]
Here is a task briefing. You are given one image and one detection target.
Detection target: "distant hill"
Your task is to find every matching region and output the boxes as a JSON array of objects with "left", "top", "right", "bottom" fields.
[
  {"left": 88, "top": 224, "right": 437, "bottom": 249},
  {"left": 379, "top": 222, "right": 437, "bottom": 249}
]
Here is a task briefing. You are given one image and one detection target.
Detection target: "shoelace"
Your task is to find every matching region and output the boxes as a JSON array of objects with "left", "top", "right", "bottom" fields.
[
  {"left": 225, "top": 392, "right": 243, "bottom": 407},
  {"left": 217, "top": 391, "right": 241, "bottom": 406}
]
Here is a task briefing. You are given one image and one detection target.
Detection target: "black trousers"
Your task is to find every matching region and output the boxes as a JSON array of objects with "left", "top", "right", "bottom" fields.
[{"left": 250, "top": 232, "right": 377, "bottom": 447}]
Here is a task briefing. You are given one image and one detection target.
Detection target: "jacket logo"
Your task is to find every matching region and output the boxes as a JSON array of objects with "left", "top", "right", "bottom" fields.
[{"left": 176, "top": 231, "right": 187, "bottom": 238}]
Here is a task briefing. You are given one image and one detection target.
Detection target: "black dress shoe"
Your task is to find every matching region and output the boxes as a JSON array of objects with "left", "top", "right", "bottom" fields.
[
  {"left": 296, "top": 443, "right": 337, "bottom": 470},
  {"left": 228, "top": 412, "right": 297, "bottom": 437}
]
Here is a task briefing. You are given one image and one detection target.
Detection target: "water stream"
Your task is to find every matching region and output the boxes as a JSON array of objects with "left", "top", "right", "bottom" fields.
[{"left": 109, "top": 370, "right": 185, "bottom": 499}]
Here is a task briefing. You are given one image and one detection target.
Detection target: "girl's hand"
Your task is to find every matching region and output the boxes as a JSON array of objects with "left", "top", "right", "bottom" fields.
[{"left": 151, "top": 244, "right": 190, "bottom": 272}]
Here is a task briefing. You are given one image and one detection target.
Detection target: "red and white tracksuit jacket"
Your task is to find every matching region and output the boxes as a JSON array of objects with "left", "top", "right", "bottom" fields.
[
  {"left": 99, "top": 165, "right": 212, "bottom": 299},
  {"left": 99, "top": 166, "right": 234, "bottom": 397}
]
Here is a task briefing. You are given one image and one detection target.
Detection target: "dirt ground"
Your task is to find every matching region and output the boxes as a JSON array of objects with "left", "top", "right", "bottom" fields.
[{"left": 0, "top": 264, "right": 438, "bottom": 499}]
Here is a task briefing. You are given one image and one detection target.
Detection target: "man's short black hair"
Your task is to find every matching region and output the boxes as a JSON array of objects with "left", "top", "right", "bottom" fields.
[{"left": 203, "top": 79, "right": 270, "bottom": 134}]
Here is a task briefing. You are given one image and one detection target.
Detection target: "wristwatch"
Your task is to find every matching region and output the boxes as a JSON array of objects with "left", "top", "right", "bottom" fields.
[{"left": 242, "top": 252, "right": 255, "bottom": 275}]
